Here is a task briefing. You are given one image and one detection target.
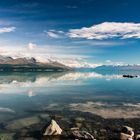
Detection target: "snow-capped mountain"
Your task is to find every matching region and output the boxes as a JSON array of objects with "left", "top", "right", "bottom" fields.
[{"left": 0, "top": 55, "right": 70, "bottom": 72}]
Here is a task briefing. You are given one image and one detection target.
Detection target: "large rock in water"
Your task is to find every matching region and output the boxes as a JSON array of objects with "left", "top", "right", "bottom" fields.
[{"left": 43, "top": 120, "right": 62, "bottom": 136}]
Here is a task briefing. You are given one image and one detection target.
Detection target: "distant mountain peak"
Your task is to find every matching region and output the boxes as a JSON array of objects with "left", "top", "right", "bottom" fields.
[
  {"left": 0, "top": 55, "right": 13, "bottom": 63},
  {"left": 0, "top": 56, "right": 37, "bottom": 65}
]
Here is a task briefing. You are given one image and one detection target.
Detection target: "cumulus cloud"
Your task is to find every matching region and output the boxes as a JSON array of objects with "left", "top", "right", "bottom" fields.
[
  {"left": 68, "top": 22, "right": 140, "bottom": 40},
  {"left": 28, "top": 42, "right": 37, "bottom": 50},
  {"left": 0, "top": 27, "right": 16, "bottom": 33}
]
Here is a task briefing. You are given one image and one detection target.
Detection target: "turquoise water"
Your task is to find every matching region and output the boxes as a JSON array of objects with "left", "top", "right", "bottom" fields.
[{"left": 0, "top": 71, "right": 140, "bottom": 121}]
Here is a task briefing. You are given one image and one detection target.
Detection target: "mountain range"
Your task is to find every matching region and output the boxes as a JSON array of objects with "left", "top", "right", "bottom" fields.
[{"left": 0, "top": 55, "right": 70, "bottom": 72}]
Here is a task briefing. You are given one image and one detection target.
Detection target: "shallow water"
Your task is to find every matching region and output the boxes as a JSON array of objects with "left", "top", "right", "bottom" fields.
[{"left": 0, "top": 71, "right": 140, "bottom": 139}]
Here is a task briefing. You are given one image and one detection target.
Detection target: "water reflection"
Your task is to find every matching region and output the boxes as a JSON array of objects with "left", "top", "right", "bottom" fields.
[
  {"left": 0, "top": 71, "right": 123, "bottom": 99},
  {"left": 0, "top": 71, "right": 140, "bottom": 119},
  {"left": 69, "top": 101, "right": 140, "bottom": 119},
  {"left": 0, "top": 72, "right": 123, "bottom": 94}
]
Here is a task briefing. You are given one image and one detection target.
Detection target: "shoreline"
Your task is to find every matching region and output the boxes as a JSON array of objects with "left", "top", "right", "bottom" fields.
[{"left": 0, "top": 109, "right": 140, "bottom": 140}]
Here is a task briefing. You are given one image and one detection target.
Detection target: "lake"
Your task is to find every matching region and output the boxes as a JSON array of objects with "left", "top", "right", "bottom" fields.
[{"left": 0, "top": 71, "right": 140, "bottom": 139}]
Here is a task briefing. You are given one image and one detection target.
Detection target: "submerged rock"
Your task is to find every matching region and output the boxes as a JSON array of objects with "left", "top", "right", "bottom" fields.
[
  {"left": 120, "top": 126, "right": 134, "bottom": 140},
  {"left": 6, "top": 116, "right": 40, "bottom": 130},
  {"left": 43, "top": 120, "right": 62, "bottom": 136}
]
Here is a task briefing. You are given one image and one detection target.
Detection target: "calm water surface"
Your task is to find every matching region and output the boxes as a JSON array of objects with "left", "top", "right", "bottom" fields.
[{"left": 0, "top": 71, "right": 140, "bottom": 137}]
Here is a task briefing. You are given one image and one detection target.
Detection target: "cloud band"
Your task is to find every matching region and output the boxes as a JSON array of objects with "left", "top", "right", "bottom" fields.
[{"left": 68, "top": 22, "right": 140, "bottom": 40}]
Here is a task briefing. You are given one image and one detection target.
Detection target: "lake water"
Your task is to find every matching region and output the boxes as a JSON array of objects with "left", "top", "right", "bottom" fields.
[{"left": 0, "top": 71, "right": 140, "bottom": 139}]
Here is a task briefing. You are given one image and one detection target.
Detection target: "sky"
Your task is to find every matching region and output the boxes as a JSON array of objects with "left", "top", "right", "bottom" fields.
[{"left": 0, "top": 0, "right": 140, "bottom": 67}]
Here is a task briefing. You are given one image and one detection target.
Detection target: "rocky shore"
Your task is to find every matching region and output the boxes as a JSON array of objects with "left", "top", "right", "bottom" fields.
[{"left": 0, "top": 109, "right": 140, "bottom": 140}]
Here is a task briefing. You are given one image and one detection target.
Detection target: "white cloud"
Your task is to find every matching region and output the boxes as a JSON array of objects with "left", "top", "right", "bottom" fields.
[
  {"left": 68, "top": 22, "right": 140, "bottom": 40},
  {"left": 28, "top": 42, "right": 37, "bottom": 50},
  {"left": 0, "top": 27, "right": 16, "bottom": 33},
  {"left": 46, "top": 30, "right": 65, "bottom": 38},
  {"left": 47, "top": 31, "right": 60, "bottom": 38}
]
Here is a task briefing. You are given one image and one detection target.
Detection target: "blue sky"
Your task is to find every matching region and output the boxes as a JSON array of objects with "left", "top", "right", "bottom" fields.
[{"left": 0, "top": 0, "right": 140, "bottom": 66}]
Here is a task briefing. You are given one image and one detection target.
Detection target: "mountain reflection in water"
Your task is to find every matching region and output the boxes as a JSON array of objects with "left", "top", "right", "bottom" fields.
[{"left": 0, "top": 71, "right": 140, "bottom": 120}]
